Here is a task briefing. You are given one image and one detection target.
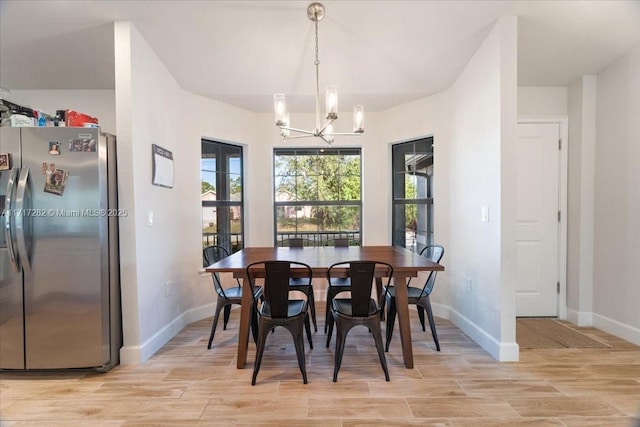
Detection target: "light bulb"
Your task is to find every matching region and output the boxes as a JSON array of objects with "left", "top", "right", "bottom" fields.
[
  {"left": 273, "top": 94, "right": 287, "bottom": 126},
  {"left": 325, "top": 124, "right": 334, "bottom": 143},
  {"left": 325, "top": 86, "right": 338, "bottom": 120},
  {"left": 353, "top": 105, "right": 364, "bottom": 133}
]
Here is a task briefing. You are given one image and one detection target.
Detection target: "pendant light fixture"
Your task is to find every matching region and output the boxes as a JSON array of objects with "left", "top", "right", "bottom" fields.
[{"left": 273, "top": 3, "right": 364, "bottom": 145}]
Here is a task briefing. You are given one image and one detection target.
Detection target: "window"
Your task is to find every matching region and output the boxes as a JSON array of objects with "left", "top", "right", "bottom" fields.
[
  {"left": 392, "top": 138, "right": 434, "bottom": 252},
  {"left": 274, "top": 148, "right": 361, "bottom": 246},
  {"left": 201, "top": 139, "right": 244, "bottom": 255}
]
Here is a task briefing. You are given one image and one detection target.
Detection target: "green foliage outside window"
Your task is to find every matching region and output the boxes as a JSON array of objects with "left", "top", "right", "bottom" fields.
[
  {"left": 405, "top": 177, "right": 417, "bottom": 228},
  {"left": 202, "top": 180, "right": 215, "bottom": 194},
  {"left": 274, "top": 149, "right": 361, "bottom": 234}
]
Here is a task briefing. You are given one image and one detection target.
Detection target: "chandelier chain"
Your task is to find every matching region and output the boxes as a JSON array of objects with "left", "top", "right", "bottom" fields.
[
  {"left": 314, "top": 21, "right": 321, "bottom": 132},
  {"left": 273, "top": 2, "right": 364, "bottom": 144}
]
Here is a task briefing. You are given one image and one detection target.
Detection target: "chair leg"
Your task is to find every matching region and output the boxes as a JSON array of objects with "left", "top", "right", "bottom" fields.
[
  {"left": 369, "top": 318, "right": 390, "bottom": 381},
  {"left": 324, "top": 288, "right": 334, "bottom": 334},
  {"left": 250, "top": 304, "right": 259, "bottom": 345},
  {"left": 332, "top": 318, "right": 348, "bottom": 382},
  {"left": 251, "top": 319, "right": 270, "bottom": 385},
  {"left": 416, "top": 306, "right": 426, "bottom": 332},
  {"left": 286, "top": 322, "right": 308, "bottom": 384},
  {"left": 422, "top": 297, "right": 440, "bottom": 351},
  {"left": 307, "top": 288, "right": 317, "bottom": 332},
  {"left": 385, "top": 297, "right": 397, "bottom": 352},
  {"left": 326, "top": 308, "right": 335, "bottom": 348},
  {"left": 207, "top": 299, "right": 226, "bottom": 349},
  {"left": 304, "top": 313, "right": 314, "bottom": 349},
  {"left": 223, "top": 304, "right": 232, "bottom": 330}
]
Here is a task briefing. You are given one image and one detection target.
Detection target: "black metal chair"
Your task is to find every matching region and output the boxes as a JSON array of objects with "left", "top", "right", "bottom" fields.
[
  {"left": 326, "top": 260, "right": 393, "bottom": 382},
  {"left": 278, "top": 238, "right": 315, "bottom": 247},
  {"left": 385, "top": 244, "right": 444, "bottom": 351},
  {"left": 285, "top": 238, "right": 318, "bottom": 332},
  {"left": 203, "top": 245, "right": 262, "bottom": 349},
  {"left": 323, "top": 238, "right": 351, "bottom": 333},
  {"left": 246, "top": 260, "right": 314, "bottom": 385},
  {"left": 324, "top": 237, "right": 360, "bottom": 247},
  {"left": 324, "top": 237, "right": 349, "bottom": 247}
]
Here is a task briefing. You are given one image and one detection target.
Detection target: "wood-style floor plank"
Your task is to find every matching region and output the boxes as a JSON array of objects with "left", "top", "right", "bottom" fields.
[{"left": 1, "top": 302, "right": 639, "bottom": 426}]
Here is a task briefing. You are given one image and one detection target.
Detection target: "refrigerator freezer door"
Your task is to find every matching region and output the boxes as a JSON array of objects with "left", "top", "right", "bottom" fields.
[
  {"left": 20, "top": 127, "right": 109, "bottom": 369},
  {"left": 0, "top": 128, "right": 25, "bottom": 369}
]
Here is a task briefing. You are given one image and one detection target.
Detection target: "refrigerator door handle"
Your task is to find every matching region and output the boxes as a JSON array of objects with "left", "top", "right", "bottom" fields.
[
  {"left": 5, "top": 167, "right": 20, "bottom": 272},
  {"left": 15, "top": 166, "right": 32, "bottom": 273}
]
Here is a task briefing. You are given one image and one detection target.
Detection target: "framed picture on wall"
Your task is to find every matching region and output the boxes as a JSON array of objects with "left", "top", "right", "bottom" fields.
[{"left": 152, "top": 144, "right": 174, "bottom": 188}]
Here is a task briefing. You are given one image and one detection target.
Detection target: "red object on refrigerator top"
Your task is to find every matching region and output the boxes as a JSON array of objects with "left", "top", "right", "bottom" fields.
[{"left": 65, "top": 110, "right": 98, "bottom": 127}]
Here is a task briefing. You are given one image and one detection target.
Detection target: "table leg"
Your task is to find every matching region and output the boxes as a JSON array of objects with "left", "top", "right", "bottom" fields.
[
  {"left": 394, "top": 274, "right": 413, "bottom": 368},
  {"left": 237, "top": 274, "right": 251, "bottom": 369}
]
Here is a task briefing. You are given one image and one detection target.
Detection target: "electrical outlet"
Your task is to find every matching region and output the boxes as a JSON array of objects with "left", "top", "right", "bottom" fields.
[
  {"left": 464, "top": 277, "right": 472, "bottom": 293},
  {"left": 164, "top": 280, "right": 172, "bottom": 297}
]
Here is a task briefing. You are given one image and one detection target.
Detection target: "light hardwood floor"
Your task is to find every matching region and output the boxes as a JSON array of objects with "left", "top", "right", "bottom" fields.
[{"left": 1, "top": 301, "right": 639, "bottom": 426}]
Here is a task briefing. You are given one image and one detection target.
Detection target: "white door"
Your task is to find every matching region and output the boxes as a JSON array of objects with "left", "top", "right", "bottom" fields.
[{"left": 515, "top": 123, "right": 560, "bottom": 317}]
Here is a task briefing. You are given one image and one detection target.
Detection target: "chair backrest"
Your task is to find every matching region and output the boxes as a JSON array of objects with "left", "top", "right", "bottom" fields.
[
  {"left": 288, "top": 238, "right": 304, "bottom": 248},
  {"left": 419, "top": 245, "right": 444, "bottom": 297},
  {"left": 327, "top": 261, "right": 393, "bottom": 317},
  {"left": 246, "top": 260, "right": 312, "bottom": 319},
  {"left": 277, "top": 238, "right": 315, "bottom": 248},
  {"left": 203, "top": 245, "right": 231, "bottom": 296},
  {"left": 203, "top": 245, "right": 230, "bottom": 266},
  {"left": 333, "top": 238, "right": 349, "bottom": 247}
]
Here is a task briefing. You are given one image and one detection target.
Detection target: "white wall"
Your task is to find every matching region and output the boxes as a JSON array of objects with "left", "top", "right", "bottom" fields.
[
  {"left": 446, "top": 16, "right": 518, "bottom": 361},
  {"left": 567, "top": 76, "right": 596, "bottom": 326},
  {"left": 381, "top": 17, "right": 519, "bottom": 361},
  {"left": 592, "top": 45, "right": 640, "bottom": 344},
  {"left": 517, "top": 86, "right": 567, "bottom": 116},
  {"left": 497, "top": 17, "right": 519, "bottom": 360},
  {"left": 8, "top": 90, "right": 116, "bottom": 135},
  {"left": 114, "top": 22, "right": 259, "bottom": 363}
]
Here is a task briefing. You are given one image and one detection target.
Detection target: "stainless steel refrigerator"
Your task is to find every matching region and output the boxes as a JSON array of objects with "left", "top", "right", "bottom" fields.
[{"left": 0, "top": 127, "right": 121, "bottom": 371}]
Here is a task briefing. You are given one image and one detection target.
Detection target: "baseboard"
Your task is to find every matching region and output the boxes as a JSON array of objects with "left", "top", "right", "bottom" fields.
[
  {"left": 592, "top": 313, "right": 640, "bottom": 346},
  {"left": 120, "top": 302, "right": 215, "bottom": 365},
  {"left": 565, "top": 307, "right": 593, "bottom": 326},
  {"left": 564, "top": 309, "right": 639, "bottom": 345},
  {"left": 434, "top": 303, "right": 519, "bottom": 362}
]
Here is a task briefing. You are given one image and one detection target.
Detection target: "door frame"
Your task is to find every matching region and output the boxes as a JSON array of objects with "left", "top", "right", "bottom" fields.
[{"left": 517, "top": 116, "right": 568, "bottom": 320}]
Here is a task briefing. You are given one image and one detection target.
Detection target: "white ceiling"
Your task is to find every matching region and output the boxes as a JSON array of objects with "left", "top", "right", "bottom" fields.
[{"left": 1, "top": 1, "right": 639, "bottom": 113}]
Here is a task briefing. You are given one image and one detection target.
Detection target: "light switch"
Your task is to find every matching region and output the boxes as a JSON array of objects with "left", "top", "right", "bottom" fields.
[
  {"left": 146, "top": 211, "right": 154, "bottom": 227},
  {"left": 481, "top": 206, "right": 489, "bottom": 222}
]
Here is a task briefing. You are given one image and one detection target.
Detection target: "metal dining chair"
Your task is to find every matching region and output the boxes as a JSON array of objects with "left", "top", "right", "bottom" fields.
[
  {"left": 203, "top": 245, "right": 262, "bottom": 349},
  {"left": 326, "top": 260, "right": 393, "bottom": 382},
  {"left": 324, "top": 237, "right": 351, "bottom": 333},
  {"left": 385, "top": 244, "right": 444, "bottom": 351},
  {"left": 246, "top": 260, "right": 314, "bottom": 385},
  {"left": 285, "top": 238, "right": 318, "bottom": 331}
]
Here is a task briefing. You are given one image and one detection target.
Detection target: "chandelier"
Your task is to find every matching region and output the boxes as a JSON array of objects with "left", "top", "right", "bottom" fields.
[{"left": 273, "top": 2, "right": 364, "bottom": 145}]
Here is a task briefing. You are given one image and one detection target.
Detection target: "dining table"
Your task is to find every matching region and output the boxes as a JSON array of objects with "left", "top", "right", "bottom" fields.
[{"left": 205, "top": 245, "right": 444, "bottom": 369}]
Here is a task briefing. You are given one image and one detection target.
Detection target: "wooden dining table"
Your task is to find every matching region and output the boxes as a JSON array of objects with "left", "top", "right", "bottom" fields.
[{"left": 205, "top": 245, "right": 444, "bottom": 369}]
